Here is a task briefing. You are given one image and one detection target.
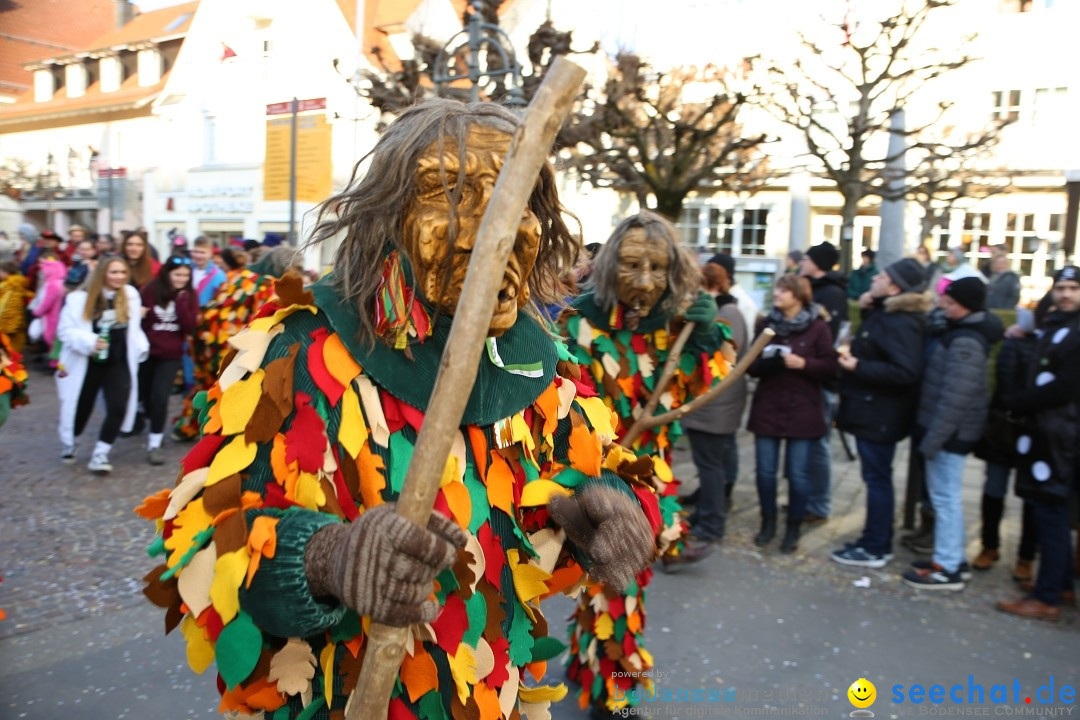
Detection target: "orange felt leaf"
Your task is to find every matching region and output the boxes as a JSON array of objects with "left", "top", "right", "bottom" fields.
[
  {"left": 400, "top": 646, "right": 439, "bottom": 703},
  {"left": 616, "top": 376, "right": 636, "bottom": 401},
  {"left": 344, "top": 635, "right": 363, "bottom": 659},
  {"left": 467, "top": 425, "right": 488, "bottom": 479},
  {"left": 203, "top": 385, "right": 224, "bottom": 436},
  {"left": 544, "top": 563, "right": 583, "bottom": 597},
  {"left": 626, "top": 610, "right": 641, "bottom": 634},
  {"left": 527, "top": 660, "right": 547, "bottom": 684},
  {"left": 324, "top": 333, "right": 362, "bottom": 389},
  {"left": 533, "top": 382, "right": 560, "bottom": 438},
  {"left": 219, "top": 677, "right": 286, "bottom": 714},
  {"left": 486, "top": 451, "right": 514, "bottom": 516},
  {"left": 357, "top": 442, "right": 387, "bottom": 509},
  {"left": 246, "top": 516, "right": 279, "bottom": 588},
  {"left": 567, "top": 414, "right": 602, "bottom": 477},
  {"left": 270, "top": 433, "right": 299, "bottom": 491},
  {"left": 135, "top": 489, "right": 172, "bottom": 520},
  {"left": 240, "top": 490, "right": 263, "bottom": 511},
  {"left": 442, "top": 481, "right": 472, "bottom": 529},
  {"left": 473, "top": 682, "right": 502, "bottom": 720}
]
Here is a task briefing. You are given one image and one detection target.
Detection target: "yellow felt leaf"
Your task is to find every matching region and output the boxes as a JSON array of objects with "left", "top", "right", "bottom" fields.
[
  {"left": 178, "top": 542, "right": 216, "bottom": 617},
  {"left": 486, "top": 453, "right": 514, "bottom": 516},
  {"left": 518, "top": 684, "right": 568, "bottom": 704},
  {"left": 293, "top": 472, "right": 325, "bottom": 510},
  {"left": 638, "top": 646, "right": 654, "bottom": 668},
  {"left": 324, "top": 333, "right": 362, "bottom": 389},
  {"left": 518, "top": 479, "right": 573, "bottom": 507},
  {"left": 246, "top": 516, "right": 279, "bottom": 588},
  {"left": 594, "top": 612, "right": 614, "bottom": 640},
  {"left": 576, "top": 397, "right": 616, "bottom": 439},
  {"left": 267, "top": 638, "right": 317, "bottom": 696},
  {"left": 510, "top": 413, "right": 534, "bottom": 452},
  {"left": 654, "top": 328, "right": 668, "bottom": 351},
  {"left": 337, "top": 382, "right": 367, "bottom": 460},
  {"left": 165, "top": 467, "right": 210, "bottom": 521},
  {"left": 652, "top": 456, "right": 673, "bottom": 484},
  {"left": 507, "top": 548, "right": 552, "bottom": 608},
  {"left": 210, "top": 548, "right": 250, "bottom": 624},
  {"left": 447, "top": 643, "right": 478, "bottom": 706},
  {"left": 166, "top": 498, "right": 213, "bottom": 568},
  {"left": 602, "top": 444, "right": 637, "bottom": 474},
  {"left": 320, "top": 642, "right": 335, "bottom": 705},
  {"left": 180, "top": 615, "right": 215, "bottom": 674},
  {"left": 207, "top": 436, "right": 258, "bottom": 486},
  {"left": 220, "top": 369, "right": 265, "bottom": 436},
  {"left": 518, "top": 700, "right": 551, "bottom": 720},
  {"left": 449, "top": 432, "right": 467, "bottom": 485}
]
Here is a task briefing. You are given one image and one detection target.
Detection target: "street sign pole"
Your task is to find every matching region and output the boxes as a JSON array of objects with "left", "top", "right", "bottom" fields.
[
  {"left": 108, "top": 170, "right": 115, "bottom": 237},
  {"left": 288, "top": 97, "right": 298, "bottom": 245}
]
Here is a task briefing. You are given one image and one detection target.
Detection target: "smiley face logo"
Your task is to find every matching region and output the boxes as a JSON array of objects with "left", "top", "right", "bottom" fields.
[{"left": 848, "top": 678, "right": 877, "bottom": 709}]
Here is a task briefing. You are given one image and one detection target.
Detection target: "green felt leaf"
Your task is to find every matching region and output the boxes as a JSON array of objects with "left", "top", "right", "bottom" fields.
[
  {"left": 522, "top": 458, "right": 540, "bottom": 483},
  {"left": 215, "top": 610, "right": 263, "bottom": 690},
  {"left": 591, "top": 671, "right": 604, "bottom": 699},
  {"left": 295, "top": 697, "right": 326, "bottom": 720},
  {"left": 435, "top": 566, "right": 458, "bottom": 603},
  {"left": 679, "top": 351, "right": 696, "bottom": 376},
  {"left": 147, "top": 534, "right": 166, "bottom": 558},
  {"left": 659, "top": 494, "right": 681, "bottom": 526},
  {"left": 550, "top": 468, "right": 591, "bottom": 489},
  {"left": 614, "top": 330, "right": 632, "bottom": 347},
  {"left": 193, "top": 390, "right": 209, "bottom": 411},
  {"left": 418, "top": 689, "right": 449, "bottom": 720},
  {"left": 462, "top": 591, "right": 487, "bottom": 647},
  {"left": 554, "top": 337, "right": 574, "bottom": 363},
  {"left": 592, "top": 335, "right": 618, "bottom": 364},
  {"left": 273, "top": 706, "right": 291, "bottom": 720},
  {"left": 463, "top": 468, "right": 489, "bottom": 534},
  {"left": 312, "top": 393, "right": 331, "bottom": 426},
  {"left": 530, "top": 635, "right": 567, "bottom": 662},
  {"left": 160, "top": 526, "right": 215, "bottom": 581},
  {"left": 329, "top": 611, "right": 362, "bottom": 643},
  {"left": 614, "top": 615, "right": 628, "bottom": 640},
  {"left": 388, "top": 432, "right": 415, "bottom": 495},
  {"left": 506, "top": 602, "right": 535, "bottom": 666}
]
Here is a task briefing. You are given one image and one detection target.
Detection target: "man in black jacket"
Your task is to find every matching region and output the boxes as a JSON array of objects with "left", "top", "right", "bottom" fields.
[
  {"left": 799, "top": 241, "right": 849, "bottom": 524},
  {"left": 831, "top": 259, "right": 930, "bottom": 568},
  {"left": 997, "top": 266, "right": 1080, "bottom": 620}
]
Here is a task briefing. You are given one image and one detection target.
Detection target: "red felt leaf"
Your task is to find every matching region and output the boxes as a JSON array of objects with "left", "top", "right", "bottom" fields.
[
  {"left": 632, "top": 485, "right": 662, "bottom": 536},
  {"left": 199, "top": 606, "right": 225, "bottom": 641},
  {"left": 332, "top": 459, "right": 360, "bottom": 522},
  {"left": 432, "top": 489, "right": 452, "bottom": 522},
  {"left": 599, "top": 658, "right": 616, "bottom": 683},
  {"left": 607, "top": 596, "right": 625, "bottom": 619},
  {"left": 182, "top": 434, "right": 227, "bottom": 475},
  {"left": 263, "top": 482, "right": 301, "bottom": 510},
  {"left": 484, "top": 637, "right": 510, "bottom": 687},
  {"left": 284, "top": 393, "right": 327, "bottom": 473},
  {"left": 700, "top": 351, "right": 713, "bottom": 385},
  {"left": 571, "top": 375, "right": 597, "bottom": 399},
  {"left": 410, "top": 298, "right": 430, "bottom": 341},
  {"left": 622, "top": 629, "right": 636, "bottom": 658},
  {"left": 380, "top": 391, "right": 407, "bottom": 435},
  {"left": 430, "top": 594, "right": 468, "bottom": 656},
  {"left": 307, "top": 328, "right": 345, "bottom": 408},
  {"left": 630, "top": 335, "right": 647, "bottom": 354},
  {"left": 399, "top": 401, "right": 425, "bottom": 434},
  {"left": 388, "top": 697, "right": 416, "bottom": 720},
  {"left": 477, "top": 524, "right": 505, "bottom": 589}
]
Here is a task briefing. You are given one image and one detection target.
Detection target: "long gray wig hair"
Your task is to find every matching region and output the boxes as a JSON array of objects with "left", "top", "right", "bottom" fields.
[
  {"left": 588, "top": 211, "right": 701, "bottom": 314},
  {"left": 305, "top": 98, "right": 579, "bottom": 345}
]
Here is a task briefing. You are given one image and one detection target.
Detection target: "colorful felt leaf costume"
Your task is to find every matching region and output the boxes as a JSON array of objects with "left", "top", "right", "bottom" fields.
[
  {"left": 174, "top": 268, "right": 278, "bottom": 440},
  {"left": 558, "top": 292, "right": 730, "bottom": 713},
  {"left": 139, "top": 272, "right": 657, "bottom": 720},
  {"left": 0, "top": 332, "right": 29, "bottom": 427}
]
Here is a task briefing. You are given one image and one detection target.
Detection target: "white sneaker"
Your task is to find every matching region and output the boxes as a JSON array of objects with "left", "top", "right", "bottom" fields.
[
  {"left": 61, "top": 444, "right": 77, "bottom": 464},
  {"left": 88, "top": 453, "right": 113, "bottom": 474}
]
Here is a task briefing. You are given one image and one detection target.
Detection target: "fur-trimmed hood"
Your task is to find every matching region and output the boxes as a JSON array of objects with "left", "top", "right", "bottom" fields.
[{"left": 883, "top": 291, "right": 933, "bottom": 314}]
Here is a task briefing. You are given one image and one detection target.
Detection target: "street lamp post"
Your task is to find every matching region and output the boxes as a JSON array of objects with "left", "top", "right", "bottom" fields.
[{"left": 433, "top": 0, "right": 525, "bottom": 106}]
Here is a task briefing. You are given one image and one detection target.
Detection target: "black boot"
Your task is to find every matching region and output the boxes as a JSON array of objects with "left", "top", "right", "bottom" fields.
[
  {"left": 780, "top": 521, "right": 801, "bottom": 554},
  {"left": 754, "top": 514, "right": 777, "bottom": 546},
  {"left": 980, "top": 493, "right": 1005, "bottom": 551},
  {"left": 901, "top": 505, "right": 935, "bottom": 551}
]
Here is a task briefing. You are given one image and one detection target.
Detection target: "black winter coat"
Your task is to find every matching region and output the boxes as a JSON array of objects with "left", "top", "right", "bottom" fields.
[
  {"left": 916, "top": 310, "right": 1004, "bottom": 457},
  {"left": 1007, "top": 310, "right": 1080, "bottom": 503},
  {"left": 810, "top": 272, "right": 849, "bottom": 343},
  {"left": 747, "top": 310, "right": 838, "bottom": 439},
  {"left": 974, "top": 333, "right": 1037, "bottom": 467},
  {"left": 837, "top": 291, "right": 930, "bottom": 443}
]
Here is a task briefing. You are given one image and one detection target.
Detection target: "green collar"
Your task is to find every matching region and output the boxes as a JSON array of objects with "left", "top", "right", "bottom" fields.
[
  {"left": 572, "top": 291, "right": 672, "bottom": 333},
  {"left": 311, "top": 274, "right": 556, "bottom": 425}
]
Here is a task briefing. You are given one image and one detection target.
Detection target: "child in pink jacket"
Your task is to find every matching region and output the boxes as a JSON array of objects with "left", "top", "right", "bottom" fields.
[{"left": 32, "top": 257, "right": 68, "bottom": 366}]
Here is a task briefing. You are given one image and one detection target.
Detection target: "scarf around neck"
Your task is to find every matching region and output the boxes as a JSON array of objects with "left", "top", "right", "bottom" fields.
[{"left": 766, "top": 303, "right": 816, "bottom": 338}]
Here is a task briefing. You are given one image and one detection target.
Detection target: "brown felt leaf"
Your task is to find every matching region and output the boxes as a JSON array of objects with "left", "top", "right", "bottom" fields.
[
  {"left": 241, "top": 649, "right": 274, "bottom": 689},
  {"left": 604, "top": 639, "right": 624, "bottom": 661},
  {"left": 246, "top": 392, "right": 285, "bottom": 445},
  {"left": 339, "top": 452, "right": 361, "bottom": 504},
  {"left": 143, "top": 564, "right": 180, "bottom": 609},
  {"left": 478, "top": 581, "right": 506, "bottom": 642},
  {"left": 532, "top": 611, "right": 548, "bottom": 639},
  {"left": 338, "top": 641, "right": 366, "bottom": 696},
  {"left": 219, "top": 347, "right": 239, "bottom": 377},
  {"left": 165, "top": 602, "right": 184, "bottom": 635},
  {"left": 274, "top": 270, "right": 314, "bottom": 308},
  {"left": 319, "top": 477, "right": 346, "bottom": 519},
  {"left": 214, "top": 510, "right": 248, "bottom": 556},
  {"left": 203, "top": 474, "right": 242, "bottom": 517},
  {"left": 263, "top": 345, "right": 299, "bottom": 418},
  {"left": 451, "top": 547, "right": 475, "bottom": 600}
]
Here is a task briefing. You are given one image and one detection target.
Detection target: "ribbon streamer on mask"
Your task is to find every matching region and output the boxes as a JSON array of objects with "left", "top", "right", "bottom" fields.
[{"left": 486, "top": 337, "right": 544, "bottom": 378}]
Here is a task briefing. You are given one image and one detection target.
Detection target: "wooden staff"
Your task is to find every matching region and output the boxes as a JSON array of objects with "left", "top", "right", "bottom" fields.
[
  {"left": 621, "top": 321, "right": 695, "bottom": 447},
  {"left": 621, "top": 328, "right": 775, "bottom": 446},
  {"left": 345, "top": 57, "right": 587, "bottom": 720}
]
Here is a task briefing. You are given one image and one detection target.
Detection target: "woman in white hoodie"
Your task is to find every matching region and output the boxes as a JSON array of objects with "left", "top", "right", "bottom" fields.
[{"left": 56, "top": 257, "right": 149, "bottom": 473}]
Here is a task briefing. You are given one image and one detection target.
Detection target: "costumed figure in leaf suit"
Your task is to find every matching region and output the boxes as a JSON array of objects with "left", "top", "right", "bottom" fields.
[
  {"left": 138, "top": 99, "right": 656, "bottom": 720},
  {"left": 558, "top": 212, "right": 731, "bottom": 718},
  {"left": 173, "top": 247, "right": 298, "bottom": 440},
  {"left": 0, "top": 332, "right": 29, "bottom": 427}
]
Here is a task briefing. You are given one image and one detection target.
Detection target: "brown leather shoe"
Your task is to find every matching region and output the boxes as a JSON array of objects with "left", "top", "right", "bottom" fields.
[
  {"left": 1013, "top": 558, "right": 1033, "bottom": 583},
  {"left": 1017, "top": 582, "right": 1076, "bottom": 607},
  {"left": 803, "top": 512, "right": 827, "bottom": 526},
  {"left": 996, "top": 597, "right": 1062, "bottom": 621},
  {"left": 972, "top": 548, "right": 999, "bottom": 570}
]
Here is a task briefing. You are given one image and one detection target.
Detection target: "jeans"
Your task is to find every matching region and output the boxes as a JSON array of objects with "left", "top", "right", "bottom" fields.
[
  {"left": 74, "top": 360, "right": 130, "bottom": 444},
  {"left": 139, "top": 357, "right": 182, "bottom": 434},
  {"left": 925, "top": 450, "right": 968, "bottom": 574},
  {"left": 806, "top": 388, "right": 837, "bottom": 517},
  {"left": 855, "top": 438, "right": 897, "bottom": 556},
  {"left": 686, "top": 430, "right": 738, "bottom": 541},
  {"left": 755, "top": 435, "right": 813, "bottom": 522},
  {"left": 1032, "top": 499, "right": 1074, "bottom": 606},
  {"left": 984, "top": 462, "right": 1010, "bottom": 499}
]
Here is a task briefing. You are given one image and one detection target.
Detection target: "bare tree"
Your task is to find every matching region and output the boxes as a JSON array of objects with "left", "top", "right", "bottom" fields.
[
  {"left": 348, "top": 12, "right": 768, "bottom": 222},
  {"left": 762, "top": 0, "right": 1006, "bottom": 271}
]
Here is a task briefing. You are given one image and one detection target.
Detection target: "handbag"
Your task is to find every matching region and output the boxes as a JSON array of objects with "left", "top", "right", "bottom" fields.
[{"left": 27, "top": 316, "right": 44, "bottom": 343}]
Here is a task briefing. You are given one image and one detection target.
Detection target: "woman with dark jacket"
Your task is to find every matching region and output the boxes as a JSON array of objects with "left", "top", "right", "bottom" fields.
[
  {"left": 139, "top": 256, "right": 198, "bottom": 464},
  {"left": 748, "top": 274, "right": 838, "bottom": 553}
]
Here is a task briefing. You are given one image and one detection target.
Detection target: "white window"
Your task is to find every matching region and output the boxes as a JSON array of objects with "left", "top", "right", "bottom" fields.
[
  {"left": 678, "top": 204, "right": 769, "bottom": 256},
  {"left": 33, "top": 69, "right": 55, "bottom": 102},
  {"left": 1033, "top": 87, "right": 1068, "bottom": 125},
  {"left": 137, "top": 48, "right": 162, "bottom": 86},
  {"left": 100, "top": 56, "right": 122, "bottom": 93},
  {"left": 961, "top": 212, "right": 992, "bottom": 263},
  {"left": 65, "top": 63, "right": 87, "bottom": 98},
  {"left": 991, "top": 90, "right": 1021, "bottom": 122}
]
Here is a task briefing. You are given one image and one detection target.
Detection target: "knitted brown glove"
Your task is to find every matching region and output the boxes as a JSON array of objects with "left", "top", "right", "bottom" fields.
[
  {"left": 548, "top": 484, "right": 655, "bottom": 592},
  {"left": 304, "top": 504, "right": 467, "bottom": 627}
]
